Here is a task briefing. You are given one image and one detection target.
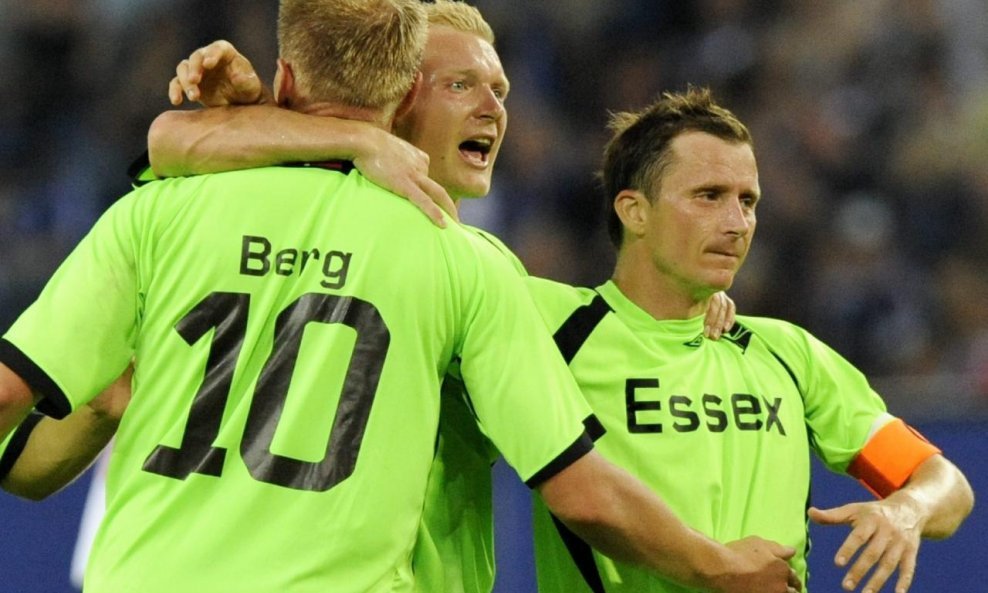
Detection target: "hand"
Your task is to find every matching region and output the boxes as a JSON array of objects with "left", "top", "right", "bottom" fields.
[
  {"left": 354, "top": 126, "right": 458, "bottom": 227},
  {"left": 717, "top": 536, "right": 802, "bottom": 593},
  {"left": 168, "top": 40, "right": 266, "bottom": 107},
  {"left": 704, "top": 291, "right": 736, "bottom": 340},
  {"left": 809, "top": 499, "right": 923, "bottom": 593},
  {"left": 86, "top": 365, "right": 133, "bottom": 423}
]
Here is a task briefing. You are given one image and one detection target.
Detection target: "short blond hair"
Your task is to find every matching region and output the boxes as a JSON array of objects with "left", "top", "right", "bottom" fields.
[
  {"left": 426, "top": 0, "right": 495, "bottom": 44},
  {"left": 278, "top": 0, "right": 427, "bottom": 109}
]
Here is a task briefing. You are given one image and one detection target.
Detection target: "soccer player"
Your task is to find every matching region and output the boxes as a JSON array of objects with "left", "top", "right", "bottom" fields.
[
  {"left": 0, "top": 2, "right": 800, "bottom": 593},
  {"left": 526, "top": 88, "right": 975, "bottom": 593}
]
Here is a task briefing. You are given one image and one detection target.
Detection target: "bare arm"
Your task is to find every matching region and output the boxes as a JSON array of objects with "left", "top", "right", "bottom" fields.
[
  {"left": 538, "top": 450, "right": 800, "bottom": 593},
  {"left": 898, "top": 454, "right": 974, "bottom": 539},
  {"left": 149, "top": 105, "right": 387, "bottom": 177},
  {"left": 810, "top": 454, "right": 974, "bottom": 593},
  {"left": 1, "top": 367, "right": 130, "bottom": 500},
  {"left": 150, "top": 40, "right": 455, "bottom": 224},
  {"left": 0, "top": 363, "right": 36, "bottom": 442},
  {"left": 1, "top": 410, "right": 116, "bottom": 500}
]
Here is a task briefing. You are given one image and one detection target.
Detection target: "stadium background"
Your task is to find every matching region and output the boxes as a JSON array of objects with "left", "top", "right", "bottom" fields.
[{"left": 0, "top": 1, "right": 985, "bottom": 591}]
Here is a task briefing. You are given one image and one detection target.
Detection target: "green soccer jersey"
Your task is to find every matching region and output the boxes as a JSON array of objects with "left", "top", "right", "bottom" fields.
[
  {"left": 411, "top": 225, "right": 526, "bottom": 593},
  {"left": 0, "top": 165, "right": 594, "bottom": 593},
  {"left": 527, "top": 278, "right": 892, "bottom": 593}
]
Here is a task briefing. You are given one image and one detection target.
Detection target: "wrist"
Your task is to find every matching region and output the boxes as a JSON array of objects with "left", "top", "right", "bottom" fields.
[{"left": 677, "top": 532, "right": 737, "bottom": 591}]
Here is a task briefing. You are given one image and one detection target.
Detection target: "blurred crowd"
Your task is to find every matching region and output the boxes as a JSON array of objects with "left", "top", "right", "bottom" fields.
[{"left": 2, "top": 0, "right": 987, "bottom": 420}]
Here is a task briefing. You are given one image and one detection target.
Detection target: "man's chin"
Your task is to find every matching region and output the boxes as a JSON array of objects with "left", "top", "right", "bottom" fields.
[{"left": 449, "top": 178, "right": 492, "bottom": 200}]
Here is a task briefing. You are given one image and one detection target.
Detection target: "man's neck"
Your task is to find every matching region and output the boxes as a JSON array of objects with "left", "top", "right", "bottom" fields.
[
  {"left": 298, "top": 102, "right": 393, "bottom": 130},
  {"left": 611, "top": 251, "right": 711, "bottom": 321}
]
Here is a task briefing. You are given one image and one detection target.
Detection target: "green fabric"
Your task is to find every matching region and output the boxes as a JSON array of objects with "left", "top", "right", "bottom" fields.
[
  {"left": 2, "top": 166, "right": 590, "bottom": 593},
  {"left": 528, "top": 278, "right": 890, "bottom": 593}
]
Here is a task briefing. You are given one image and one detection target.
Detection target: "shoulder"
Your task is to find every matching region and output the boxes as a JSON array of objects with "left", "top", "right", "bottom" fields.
[
  {"left": 737, "top": 315, "right": 821, "bottom": 346},
  {"left": 461, "top": 225, "right": 527, "bottom": 275},
  {"left": 523, "top": 277, "right": 596, "bottom": 330}
]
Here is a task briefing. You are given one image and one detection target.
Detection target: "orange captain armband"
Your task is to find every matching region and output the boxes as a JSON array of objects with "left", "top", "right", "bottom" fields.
[{"left": 847, "top": 418, "right": 941, "bottom": 499}]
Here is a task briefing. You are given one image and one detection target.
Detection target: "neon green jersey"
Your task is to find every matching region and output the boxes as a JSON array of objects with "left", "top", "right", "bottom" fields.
[
  {"left": 411, "top": 224, "right": 526, "bottom": 593},
  {"left": 0, "top": 165, "right": 594, "bottom": 593},
  {"left": 528, "top": 279, "right": 891, "bottom": 593}
]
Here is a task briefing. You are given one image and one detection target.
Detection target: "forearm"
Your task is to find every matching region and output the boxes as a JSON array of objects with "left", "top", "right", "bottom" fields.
[
  {"left": 539, "top": 451, "right": 736, "bottom": 590},
  {"left": 1, "top": 409, "right": 117, "bottom": 500},
  {"left": 0, "top": 363, "right": 35, "bottom": 441},
  {"left": 148, "top": 105, "right": 377, "bottom": 177},
  {"left": 891, "top": 454, "right": 974, "bottom": 539}
]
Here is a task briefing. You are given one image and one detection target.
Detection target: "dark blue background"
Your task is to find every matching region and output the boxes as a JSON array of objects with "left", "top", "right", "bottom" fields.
[{"left": 0, "top": 421, "right": 983, "bottom": 592}]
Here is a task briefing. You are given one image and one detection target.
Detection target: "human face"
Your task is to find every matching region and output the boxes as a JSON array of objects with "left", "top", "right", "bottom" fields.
[
  {"left": 641, "top": 131, "right": 759, "bottom": 298},
  {"left": 394, "top": 26, "right": 509, "bottom": 200}
]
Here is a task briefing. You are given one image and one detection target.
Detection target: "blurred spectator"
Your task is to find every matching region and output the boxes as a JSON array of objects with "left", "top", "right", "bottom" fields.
[{"left": 2, "top": 0, "right": 987, "bottom": 418}]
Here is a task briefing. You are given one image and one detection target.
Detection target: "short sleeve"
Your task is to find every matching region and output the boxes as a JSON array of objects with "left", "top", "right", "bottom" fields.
[{"left": 0, "top": 194, "right": 144, "bottom": 417}]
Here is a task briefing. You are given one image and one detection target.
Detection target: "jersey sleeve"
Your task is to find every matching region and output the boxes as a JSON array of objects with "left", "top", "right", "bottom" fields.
[
  {"left": 779, "top": 324, "right": 891, "bottom": 474},
  {"left": 451, "top": 237, "right": 593, "bottom": 487},
  {"left": 0, "top": 193, "right": 146, "bottom": 418},
  {"left": 467, "top": 226, "right": 528, "bottom": 276}
]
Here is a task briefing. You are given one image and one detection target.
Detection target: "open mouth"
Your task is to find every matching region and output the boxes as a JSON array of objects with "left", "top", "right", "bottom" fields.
[{"left": 459, "top": 137, "right": 493, "bottom": 166}]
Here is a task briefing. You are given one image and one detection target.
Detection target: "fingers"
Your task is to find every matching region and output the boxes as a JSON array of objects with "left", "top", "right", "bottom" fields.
[
  {"left": 857, "top": 538, "right": 905, "bottom": 593},
  {"left": 421, "top": 177, "right": 458, "bottom": 223},
  {"left": 788, "top": 568, "right": 803, "bottom": 592},
  {"left": 842, "top": 526, "right": 889, "bottom": 590},
  {"left": 407, "top": 186, "right": 447, "bottom": 228},
  {"left": 168, "top": 76, "right": 184, "bottom": 106},
  {"left": 893, "top": 548, "right": 917, "bottom": 593},
  {"left": 170, "top": 41, "right": 238, "bottom": 105},
  {"left": 173, "top": 58, "right": 201, "bottom": 102},
  {"left": 763, "top": 539, "right": 797, "bottom": 560},
  {"left": 722, "top": 295, "right": 736, "bottom": 333},
  {"left": 835, "top": 519, "right": 876, "bottom": 569},
  {"left": 703, "top": 293, "right": 726, "bottom": 340},
  {"left": 808, "top": 504, "right": 858, "bottom": 526}
]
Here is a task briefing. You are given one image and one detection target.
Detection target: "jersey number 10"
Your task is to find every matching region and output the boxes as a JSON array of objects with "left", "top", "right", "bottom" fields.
[{"left": 142, "top": 291, "right": 390, "bottom": 492}]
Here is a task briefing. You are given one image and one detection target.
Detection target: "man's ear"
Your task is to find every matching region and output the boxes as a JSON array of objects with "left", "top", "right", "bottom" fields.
[
  {"left": 395, "top": 71, "right": 423, "bottom": 120},
  {"left": 613, "top": 189, "right": 650, "bottom": 239},
  {"left": 273, "top": 58, "right": 295, "bottom": 108}
]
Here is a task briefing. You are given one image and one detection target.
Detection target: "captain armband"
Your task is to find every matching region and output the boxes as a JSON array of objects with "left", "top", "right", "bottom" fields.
[{"left": 847, "top": 418, "right": 941, "bottom": 499}]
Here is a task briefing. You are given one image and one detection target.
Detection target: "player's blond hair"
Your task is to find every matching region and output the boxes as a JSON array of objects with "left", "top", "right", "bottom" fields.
[
  {"left": 278, "top": 0, "right": 427, "bottom": 110},
  {"left": 426, "top": 0, "right": 495, "bottom": 44},
  {"left": 601, "top": 87, "right": 753, "bottom": 247}
]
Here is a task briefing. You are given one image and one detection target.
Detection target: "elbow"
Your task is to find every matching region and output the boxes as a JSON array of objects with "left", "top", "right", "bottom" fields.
[
  {"left": 147, "top": 110, "right": 195, "bottom": 177},
  {"left": 925, "top": 464, "right": 976, "bottom": 540},
  {"left": 1, "top": 476, "right": 60, "bottom": 502},
  {"left": 946, "top": 473, "right": 975, "bottom": 538}
]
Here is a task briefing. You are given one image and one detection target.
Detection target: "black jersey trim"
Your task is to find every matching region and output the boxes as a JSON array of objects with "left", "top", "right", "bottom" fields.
[
  {"left": 722, "top": 322, "right": 753, "bottom": 352},
  {"left": 767, "top": 348, "right": 802, "bottom": 394},
  {"left": 583, "top": 414, "right": 606, "bottom": 442},
  {"left": 127, "top": 151, "right": 153, "bottom": 187},
  {"left": 524, "top": 432, "right": 594, "bottom": 489},
  {"left": 282, "top": 160, "right": 355, "bottom": 173},
  {"left": 550, "top": 513, "right": 607, "bottom": 593},
  {"left": 553, "top": 293, "right": 612, "bottom": 364},
  {"left": 0, "top": 411, "right": 44, "bottom": 481},
  {"left": 0, "top": 340, "right": 71, "bottom": 419}
]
